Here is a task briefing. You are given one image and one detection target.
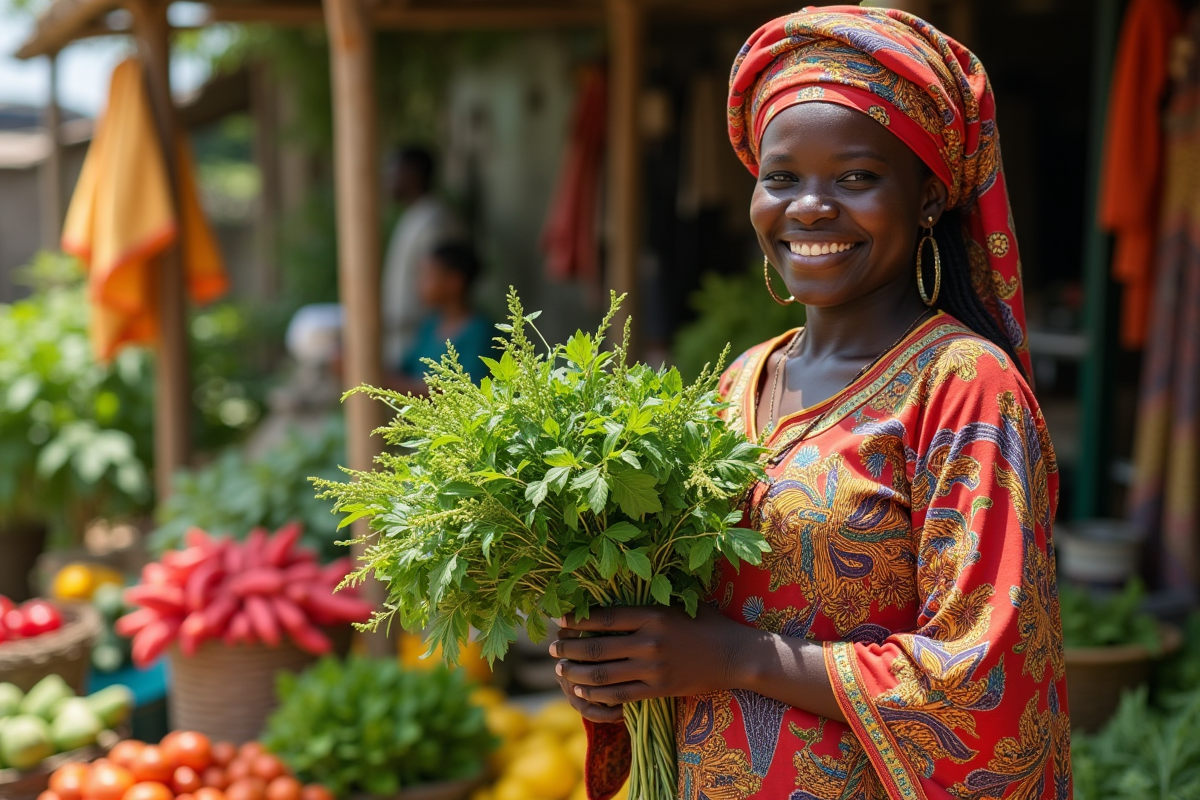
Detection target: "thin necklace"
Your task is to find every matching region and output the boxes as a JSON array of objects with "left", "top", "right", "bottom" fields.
[
  {"left": 764, "top": 308, "right": 935, "bottom": 462},
  {"left": 766, "top": 328, "right": 804, "bottom": 434}
]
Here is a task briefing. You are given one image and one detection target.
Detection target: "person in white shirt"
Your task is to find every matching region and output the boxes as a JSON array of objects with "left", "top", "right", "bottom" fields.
[{"left": 380, "top": 147, "right": 461, "bottom": 366}]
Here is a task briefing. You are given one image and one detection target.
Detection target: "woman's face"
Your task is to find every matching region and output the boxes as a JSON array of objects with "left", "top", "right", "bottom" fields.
[{"left": 750, "top": 102, "right": 948, "bottom": 309}]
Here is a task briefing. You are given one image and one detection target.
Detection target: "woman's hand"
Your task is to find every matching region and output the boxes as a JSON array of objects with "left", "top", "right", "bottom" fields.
[{"left": 550, "top": 604, "right": 753, "bottom": 724}]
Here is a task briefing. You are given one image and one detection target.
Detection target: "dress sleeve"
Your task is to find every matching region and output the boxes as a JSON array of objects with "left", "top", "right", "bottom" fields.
[{"left": 824, "top": 347, "right": 1071, "bottom": 800}]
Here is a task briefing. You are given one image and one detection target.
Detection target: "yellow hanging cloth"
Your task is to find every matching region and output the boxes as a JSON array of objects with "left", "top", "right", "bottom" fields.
[{"left": 62, "top": 57, "right": 228, "bottom": 360}]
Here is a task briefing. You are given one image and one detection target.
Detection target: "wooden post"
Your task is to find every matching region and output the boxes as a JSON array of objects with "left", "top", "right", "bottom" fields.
[
  {"left": 323, "top": 0, "right": 388, "bottom": 656},
  {"left": 1073, "top": 0, "right": 1122, "bottom": 520},
  {"left": 40, "top": 52, "right": 64, "bottom": 250},
  {"left": 130, "top": 0, "right": 191, "bottom": 499},
  {"left": 605, "top": 0, "right": 643, "bottom": 350}
]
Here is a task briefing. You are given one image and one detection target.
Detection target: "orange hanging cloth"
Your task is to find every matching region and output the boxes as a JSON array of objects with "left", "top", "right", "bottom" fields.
[
  {"left": 62, "top": 57, "right": 229, "bottom": 360},
  {"left": 1099, "top": 0, "right": 1183, "bottom": 350}
]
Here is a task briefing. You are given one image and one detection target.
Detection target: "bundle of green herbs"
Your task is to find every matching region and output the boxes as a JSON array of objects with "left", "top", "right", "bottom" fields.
[{"left": 317, "top": 291, "right": 768, "bottom": 800}]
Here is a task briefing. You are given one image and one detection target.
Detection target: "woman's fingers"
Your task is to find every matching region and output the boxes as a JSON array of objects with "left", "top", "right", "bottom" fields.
[
  {"left": 556, "top": 671, "right": 624, "bottom": 723},
  {"left": 557, "top": 606, "right": 661, "bottom": 633},
  {"left": 551, "top": 631, "right": 653, "bottom": 662},
  {"left": 572, "top": 680, "right": 654, "bottom": 706},
  {"left": 558, "top": 656, "right": 649, "bottom": 688}
]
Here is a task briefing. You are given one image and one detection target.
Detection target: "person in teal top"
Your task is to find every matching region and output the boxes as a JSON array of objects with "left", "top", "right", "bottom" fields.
[{"left": 390, "top": 241, "right": 494, "bottom": 395}]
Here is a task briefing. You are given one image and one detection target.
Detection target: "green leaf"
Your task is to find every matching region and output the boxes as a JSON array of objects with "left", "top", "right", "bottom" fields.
[
  {"left": 688, "top": 537, "right": 715, "bottom": 570},
  {"left": 525, "top": 479, "right": 549, "bottom": 507},
  {"left": 480, "top": 614, "right": 518, "bottom": 664},
  {"left": 561, "top": 546, "right": 591, "bottom": 574},
  {"left": 599, "top": 539, "right": 620, "bottom": 579},
  {"left": 544, "top": 448, "right": 579, "bottom": 468},
  {"left": 650, "top": 574, "right": 672, "bottom": 606},
  {"left": 546, "top": 466, "right": 572, "bottom": 493},
  {"left": 542, "top": 418, "right": 561, "bottom": 437},
  {"left": 609, "top": 466, "right": 662, "bottom": 519},
  {"left": 565, "top": 332, "right": 595, "bottom": 367},
  {"left": 624, "top": 548, "right": 652, "bottom": 581},
  {"left": 430, "top": 435, "right": 463, "bottom": 449},
  {"left": 442, "top": 482, "right": 482, "bottom": 498},
  {"left": 603, "top": 521, "right": 641, "bottom": 542}
]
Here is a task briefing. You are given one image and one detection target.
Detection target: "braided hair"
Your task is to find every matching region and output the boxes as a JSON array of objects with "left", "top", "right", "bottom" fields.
[{"left": 921, "top": 205, "right": 1028, "bottom": 380}]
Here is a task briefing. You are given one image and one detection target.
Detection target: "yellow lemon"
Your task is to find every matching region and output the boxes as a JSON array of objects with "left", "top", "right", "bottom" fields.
[
  {"left": 52, "top": 563, "right": 96, "bottom": 600},
  {"left": 472, "top": 686, "right": 508, "bottom": 709},
  {"left": 493, "top": 776, "right": 553, "bottom": 800},
  {"left": 565, "top": 732, "right": 587, "bottom": 766},
  {"left": 533, "top": 701, "right": 584, "bottom": 737},
  {"left": 612, "top": 780, "right": 630, "bottom": 800},
  {"left": 510, "top": 745, "right": 579, "bottom": 799},
  {"left": 487, "top": 704, "right": 531, "bottom": 742}
]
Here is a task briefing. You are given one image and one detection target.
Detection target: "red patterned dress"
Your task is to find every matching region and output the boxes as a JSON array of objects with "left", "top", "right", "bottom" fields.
[{"left": 677, "top": 312, "right": 1069, "bottom": 800}]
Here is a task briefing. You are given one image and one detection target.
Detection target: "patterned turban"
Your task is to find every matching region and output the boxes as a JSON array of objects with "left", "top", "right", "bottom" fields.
[{"left": 728, "top": 5, "right": 1031, "bottom": 377}]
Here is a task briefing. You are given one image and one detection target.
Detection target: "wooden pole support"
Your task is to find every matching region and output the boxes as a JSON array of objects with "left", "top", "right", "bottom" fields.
[
  {"left": 323, "top": 0, "right": 388, "bottom": 656},
  {"left": 130, "top": 0, "right": 191, "bottom": 500},
  {"left": 605, "top": 0, "right": 643, "bottom": 352},
  {"left": 40, "top": 53, "right": 64, "bottom": 250}
]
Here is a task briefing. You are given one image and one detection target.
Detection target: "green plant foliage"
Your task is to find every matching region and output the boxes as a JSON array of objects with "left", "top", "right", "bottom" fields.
[
  {"left": 1059, "top": 578, "right": 1162, "bottom": 652},
  {"left": 317, "top": 290, "right": 768, "bottom": 665},
  {"left": 0, "top": 253, "right": 154, "bottom": 534},
  {"left": 672, "top": 265, "right": 805, "bottom": 382},
  {"left": 263, "top": 657, "right": 494, "bottom": 796},
  {"left": 1073, "top": 686, "right": 1200, "bottom": 800},
  {"left": 151, "top": 416, "right": 346, "bottom": 561}
]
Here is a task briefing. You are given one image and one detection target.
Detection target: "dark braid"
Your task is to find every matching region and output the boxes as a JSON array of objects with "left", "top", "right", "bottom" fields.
[{"left": 922, "top": 206, "right": 1028, "bottom": 380}]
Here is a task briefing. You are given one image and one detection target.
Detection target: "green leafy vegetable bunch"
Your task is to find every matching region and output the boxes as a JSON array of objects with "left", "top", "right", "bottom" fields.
[
  {"left": 1059, "top": 577, "right": 1162, "bottom": 652},
  {"left": 264, "top": 656, "right": 494, "bottom": 796},
  {"left": 320, "top": 290, "right": 768, "bottom": 663}
]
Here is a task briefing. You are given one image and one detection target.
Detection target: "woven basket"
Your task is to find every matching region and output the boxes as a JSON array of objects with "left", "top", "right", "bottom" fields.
[
  {"left": 1064, "top": 623, "right": 1183, "bottom": 732},
  {"left": 168, "top": 640, "right": 320, "bottom": 744},
  {"left": 0, "top": 729, "right": 121, "bottom": 800},
  {"left": 0, "top": 602, "right": 101, "bottom": 694}
]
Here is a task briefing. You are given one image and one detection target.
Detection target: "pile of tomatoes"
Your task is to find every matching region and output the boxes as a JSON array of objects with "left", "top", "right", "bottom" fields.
[
  {"left": 0, "top": 596, "right": 64, "bottom": 643},
  {"left": 39, "top": 731, "right": 334, "bottom": 800}
]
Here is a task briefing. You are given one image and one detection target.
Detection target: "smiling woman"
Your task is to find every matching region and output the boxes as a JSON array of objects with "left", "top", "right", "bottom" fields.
[{"left": 554, "top": 6, "right": 1070, "bottom": 800}]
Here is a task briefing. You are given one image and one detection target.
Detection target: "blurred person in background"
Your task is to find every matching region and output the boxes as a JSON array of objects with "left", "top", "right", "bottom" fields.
[
  {"left": 381, "top": 146, "right": 462, "bottom": 366},
  {"left": 387, "top": 241, "right": 493, "bottom": 396}
]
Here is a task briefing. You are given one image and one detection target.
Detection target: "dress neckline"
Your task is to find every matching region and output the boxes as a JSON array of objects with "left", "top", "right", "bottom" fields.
[{"left": 743, "top": 311, "right": 948, "bottom": 446}]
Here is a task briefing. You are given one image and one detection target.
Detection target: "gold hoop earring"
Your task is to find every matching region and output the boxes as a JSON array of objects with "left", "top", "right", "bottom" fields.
[
  {"left": 916, "top": 218, "right": 941, "bottom": 307},
  {"left": 763, "top": 256, "right": 795, "bottom": 306}
]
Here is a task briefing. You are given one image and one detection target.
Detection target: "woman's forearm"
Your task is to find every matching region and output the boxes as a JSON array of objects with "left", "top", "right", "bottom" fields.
[{"left": 732, "top": 626, "right": 847, "bottom": 723}]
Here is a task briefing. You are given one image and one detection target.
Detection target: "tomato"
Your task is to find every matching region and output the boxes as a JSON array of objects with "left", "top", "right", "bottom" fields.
[
  {"left": 163, "top": 732, "right": 212, "bottom": 772},
  {"left": 109, "top": 741, "right": 146, "bottom": 771},
  {"left": 121, "top": 781, "right": 174, "bottom": 800},
  {"left": 224, "top": 760, "right": 251, "bottom": 783},
  {"left": 200, "top": 767, "right": 228, "bottom": 790},
  {"left": 299, "top": 785, "right": 334, "bottom": 800},
  {"left": 225, "top": 778, "right": 266, "bottom": 800},
  {"left": 177, "top": 796, "right": 194, "bottom": 800},
  {"left": 236, "top": 743, "right": 264, "bottom": 763},
  {"left": 3, "top": 607, "right": 25, "bottom": 638},
  {"left": 85, "top": 762, "right": 137, "bottom": 800},
  {"left": 37, "top": 792, "right": 64, "bottom": 800},
  {"left": 210, "top": 742, "right": 236, "bottom": 769},
  {"left": 249, "top": 755, "right": 285, "bottom": 783},
  {"left": 264, "top": 777, "right": 301, "bottom": 800},
  {"left": 19, "top": 600, "right": 63, "bottom": 636},
  {"left": 194, "top": 789, "right": 227, "bottom": 800},
  {"left": 131, "top": 746, "right": 174, "bottom": 784},
  {"left": 173, "top": 766, "right": 203, "bottom": 795},
  {"left": 49, "top": 762, "right": 90, "bottom": 800}
]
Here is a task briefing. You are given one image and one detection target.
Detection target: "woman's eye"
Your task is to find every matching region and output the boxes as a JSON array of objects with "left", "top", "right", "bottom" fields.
[
  {"left": 841, "top": 171, "right": 876, "bottom": 183},
  {"left": 763, "top": 172, "right": 796, "bottom": 184}
]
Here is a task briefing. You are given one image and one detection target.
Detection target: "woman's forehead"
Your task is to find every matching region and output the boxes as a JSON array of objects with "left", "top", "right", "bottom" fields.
[{"left": 759, "top": 102, "right": 907, "bottom": 161}]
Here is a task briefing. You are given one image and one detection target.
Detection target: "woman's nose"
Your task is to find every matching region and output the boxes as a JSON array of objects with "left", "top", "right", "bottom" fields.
[{"left": 787, "top": 190, "right": 837, "bottom": 225}]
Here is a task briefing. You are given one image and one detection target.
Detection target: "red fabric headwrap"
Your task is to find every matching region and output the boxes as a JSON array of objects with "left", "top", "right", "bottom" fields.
[{"left": 728, "top": 5, "right": 1032, "bottom": 377}]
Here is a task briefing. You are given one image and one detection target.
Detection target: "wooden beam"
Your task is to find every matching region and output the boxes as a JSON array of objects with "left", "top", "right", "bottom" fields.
[
  {"left": 322, "top": 0, "right": 388, "bottom": 656},
  {"left": 40, "top": 54, "right": 64, "bottom": 250},
  {"left": 605, "top": 0, "right": 643, "bottom": 350},
  {"left": 129, "top": 0, "right": 192, "bottom": 499},
  {"left": 15, "top": 0, "right": 119, "bottom": 58},
  {"left": 209, "top": 3, "right": 602, "bottom": 28}
]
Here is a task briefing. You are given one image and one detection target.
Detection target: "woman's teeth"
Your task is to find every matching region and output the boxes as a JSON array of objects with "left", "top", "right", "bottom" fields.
[{"left": 788, "top": 242, "right": 855, "bottom": 256}]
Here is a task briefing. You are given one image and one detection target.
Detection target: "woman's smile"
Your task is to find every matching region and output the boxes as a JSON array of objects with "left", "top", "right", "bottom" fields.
[{"left": 781, "top": 238, "right": 862, "bottom": 264}]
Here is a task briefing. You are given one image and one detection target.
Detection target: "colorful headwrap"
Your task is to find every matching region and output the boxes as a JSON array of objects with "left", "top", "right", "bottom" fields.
[{"left": 728, "top": 5, "right": 1031, "bottom": 377}]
